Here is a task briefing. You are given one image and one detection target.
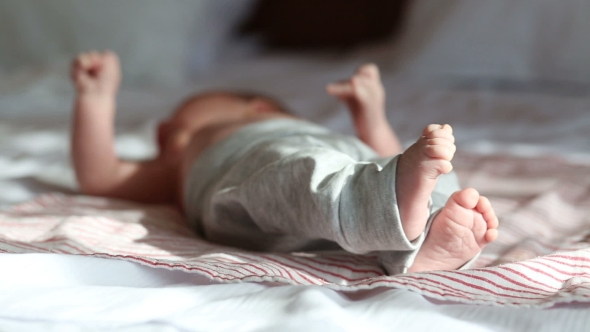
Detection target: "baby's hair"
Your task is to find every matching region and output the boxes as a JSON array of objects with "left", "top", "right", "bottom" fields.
[
  {"left": 173, "top": 90, "right": 293, "bottom": 116},
  {"left": 230, "top": 90, "right": 293, "bottom": 115}
]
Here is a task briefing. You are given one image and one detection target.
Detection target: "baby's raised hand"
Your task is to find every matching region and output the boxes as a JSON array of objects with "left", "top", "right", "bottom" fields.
[
  {"left": 326, "top": 63, "right": 402, "bottom": 157},
  {"left": 71, "top": 51, "right": 121, "bottom": 97},
  {"left": 326, "top": 63, "right": 385, "bottom": 119}
]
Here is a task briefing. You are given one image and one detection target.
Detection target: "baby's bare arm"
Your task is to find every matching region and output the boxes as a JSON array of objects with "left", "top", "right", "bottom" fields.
[
  {"left": 71, "top": 51, "right": 177, "bottom": 205},
  {"left": 327, "top": 64, "right": 402, "bottom": 157}
]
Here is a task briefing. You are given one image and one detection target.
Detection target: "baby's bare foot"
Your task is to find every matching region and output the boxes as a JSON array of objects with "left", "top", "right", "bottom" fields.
[
  {"left": 396, "top": 124, "right": 456, "bottom": 240},
  {"left": 408, "top": 188, "right": 499, "bottom": 273}
]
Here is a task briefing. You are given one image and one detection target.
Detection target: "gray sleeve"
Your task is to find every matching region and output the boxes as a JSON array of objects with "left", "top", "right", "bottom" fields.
[{"left": 216, "top": 146, "right": 420, "bottom": 255}]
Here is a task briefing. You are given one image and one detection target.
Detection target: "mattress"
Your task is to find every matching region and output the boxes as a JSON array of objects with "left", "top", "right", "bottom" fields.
[{"left": 1, "top": 54, "right": 589, "bottom": 331}]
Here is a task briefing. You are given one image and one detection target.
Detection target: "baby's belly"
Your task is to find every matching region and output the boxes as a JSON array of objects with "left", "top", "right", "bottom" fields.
[
  {"left": 178, "top": 120, "right": 258, "bottom": 210},
  {"left": 178, "top": 114, "right": 296, "bottom": 210}
]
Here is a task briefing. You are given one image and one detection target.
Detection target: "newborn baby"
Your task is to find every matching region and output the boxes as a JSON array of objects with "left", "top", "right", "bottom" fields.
[{"left": 71, "top": 51, "right": 498, "bottom": 274}]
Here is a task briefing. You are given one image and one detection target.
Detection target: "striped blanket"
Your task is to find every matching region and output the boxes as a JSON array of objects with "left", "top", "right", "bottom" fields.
[{"left": 1, "top": 153, "right": 589, "bottom": 308}]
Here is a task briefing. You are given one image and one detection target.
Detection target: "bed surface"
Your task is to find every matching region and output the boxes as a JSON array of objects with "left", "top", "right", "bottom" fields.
[{"left": 1, "top": 54, "right": 590, "bottom": 331}]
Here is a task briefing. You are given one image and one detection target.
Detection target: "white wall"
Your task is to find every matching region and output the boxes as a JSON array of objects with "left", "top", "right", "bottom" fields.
[{"left": 0, "top": 0, "right": 254, "bottom": 85}]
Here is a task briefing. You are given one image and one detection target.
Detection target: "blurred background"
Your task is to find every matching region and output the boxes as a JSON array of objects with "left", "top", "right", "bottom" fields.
[
  {"left": 0, "top": 0, "right": 588, "bottom": 87},
  {"left": 1, "top": 0, "right": 589, "bottom": 198},
  {"left": 0, "top": 0, "right": 589, "bottom": 203}
]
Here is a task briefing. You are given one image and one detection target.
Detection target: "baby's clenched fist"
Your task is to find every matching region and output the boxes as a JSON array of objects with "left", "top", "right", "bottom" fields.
[{"left": 71, "top": 51, "right": 121, "bottom": 97}]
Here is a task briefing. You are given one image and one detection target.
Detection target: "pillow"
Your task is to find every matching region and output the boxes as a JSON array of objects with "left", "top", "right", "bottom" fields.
[
  {"left": 392, "top": 0, "right": 590, "bottom": 84},
  {"left": 0, "top": 0, "right": 206, "bottom": 86}
]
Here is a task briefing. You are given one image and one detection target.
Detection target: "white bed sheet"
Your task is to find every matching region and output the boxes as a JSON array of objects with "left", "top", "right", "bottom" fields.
[
  {"left": 2, "top": 254, "right": 589, "bottom": 332},
  {"left": 1, "top": 54, "right": 589, "bottom": 331}
]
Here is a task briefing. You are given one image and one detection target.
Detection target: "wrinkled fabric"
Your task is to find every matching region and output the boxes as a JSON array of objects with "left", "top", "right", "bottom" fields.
[{"left": 184, "top": 118, "right": 460, "bottom": 274}]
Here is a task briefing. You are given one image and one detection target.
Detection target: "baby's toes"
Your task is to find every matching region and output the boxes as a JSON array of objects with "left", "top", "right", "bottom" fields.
[
  {"left": 472, "top": 214, "right": 490, "bottom": 247},
  {"left": 429, "top": 128, "right": 455, "bottom": 142},
  {"left": 475, "top": 196, "right": 499, "bottom": 243},
  {"left": 441, "top": 124, "right": 453, "bottom": 134},
  {"left": 485, "top": 228, "right": 499, "bottom": 243},
  {"left": 476, "top": 196, "right": 499, "bottom": 229},
  {"left": 422, "top": 124, "right": 443, "bottom": 136},
  {"left": 424, "top": 140, "right": 456, "bottom": 161},
  {"left": 450, "top": 188, "right": 480, "bottom": 210},
  {"left": 423, "top": 125, "right": 455, "bottom": 142},
  {"left": 426, "top": 137, "right": 456, "bottom": 151}
]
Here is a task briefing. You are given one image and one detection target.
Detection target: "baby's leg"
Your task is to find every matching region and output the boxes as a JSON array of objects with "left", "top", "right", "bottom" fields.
[
  {"left": 396, "top": 124, "right": 455, "bottom": 240},
  {"left": 326, "top": 64, "right": 402, "bottom": 157},
  {"left": 408, "top": 188, "right": 499, "bottom": 272}
]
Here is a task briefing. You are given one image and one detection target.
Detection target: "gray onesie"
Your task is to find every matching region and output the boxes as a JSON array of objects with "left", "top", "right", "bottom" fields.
[{"left": 184, "top": 118, "right": 462, "bottom": 275}]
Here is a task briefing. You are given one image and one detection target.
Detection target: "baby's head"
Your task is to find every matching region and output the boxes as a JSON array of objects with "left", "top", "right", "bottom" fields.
[{"left": 157, "top": 90, "right": 291, "bottom": 163}]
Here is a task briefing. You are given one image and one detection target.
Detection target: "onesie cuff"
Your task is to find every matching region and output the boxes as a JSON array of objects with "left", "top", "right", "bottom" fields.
[{"left": 378, "top": 203, "right": 437, "bottom": 275}]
